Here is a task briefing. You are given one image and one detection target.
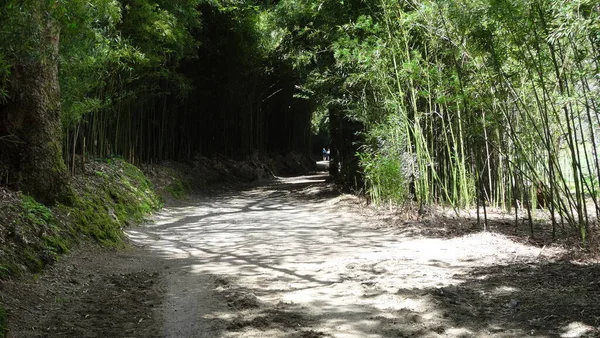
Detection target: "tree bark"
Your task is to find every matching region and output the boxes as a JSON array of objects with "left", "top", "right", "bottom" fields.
[{"left": 0, "top": 4, "right": 69, "bottom": 204}]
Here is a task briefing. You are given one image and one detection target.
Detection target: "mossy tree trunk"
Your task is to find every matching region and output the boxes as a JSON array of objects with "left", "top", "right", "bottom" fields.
[{"left": 0, "top": 5, "right": 69, "bottom": 204}]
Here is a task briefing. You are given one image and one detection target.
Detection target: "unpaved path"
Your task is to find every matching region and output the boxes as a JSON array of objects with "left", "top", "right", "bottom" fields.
[{"left": 5, "top": 174, "right": 600, "bottom": 337}]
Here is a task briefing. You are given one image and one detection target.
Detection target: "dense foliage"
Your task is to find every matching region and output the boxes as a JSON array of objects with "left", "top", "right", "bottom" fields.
[
  {"left": 1, "top": 0, "right": 599, "bottom": 240},
  {"left": 1, "top": 0, "right": 311, "bottom": 170},
  {"left": 264, "top": 0, "right": 600, "bottom": 240}
]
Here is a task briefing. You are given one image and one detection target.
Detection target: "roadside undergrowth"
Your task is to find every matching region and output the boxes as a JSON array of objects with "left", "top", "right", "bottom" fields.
[
  {"left": 57, "top": 158, "right": 162, "bottom": 246},
  {"left": 0, "top": 158, "right": 161, "bottom": 278},
  {"left": 0, "top": 158, "right": 161, "bottom": 337},
  {"left": 144, "top": 151, "right": 316, "bottom": 201}
]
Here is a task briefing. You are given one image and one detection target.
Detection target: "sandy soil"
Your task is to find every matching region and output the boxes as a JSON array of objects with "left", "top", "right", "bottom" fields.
[{"left": 4, "top": 174, "right": 600, "bottom": 337}]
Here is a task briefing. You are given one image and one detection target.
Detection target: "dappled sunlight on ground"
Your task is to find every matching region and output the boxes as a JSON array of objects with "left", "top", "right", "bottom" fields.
[
  {"left": 560, "top": 322, "right": 596, "bottom": 338},
  {"left": 127, "top": 175, "right": 598, "bottom": 337}
]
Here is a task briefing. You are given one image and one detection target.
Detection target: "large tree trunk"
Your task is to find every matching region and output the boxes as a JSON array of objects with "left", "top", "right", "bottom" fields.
[{"left": 0, "top": 5, "right": 69, "bottom": 204}]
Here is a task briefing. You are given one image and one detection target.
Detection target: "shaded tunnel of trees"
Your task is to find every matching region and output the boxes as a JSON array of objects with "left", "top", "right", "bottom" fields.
[
  {"left": 0, "top": 0, "right": 318, "bottom": 206},
  {"left": 66, "top": 1, "right": 314, "bottom": 163},
  {"left": 1, "top": 0, "right": 600, "bottom": 241}
]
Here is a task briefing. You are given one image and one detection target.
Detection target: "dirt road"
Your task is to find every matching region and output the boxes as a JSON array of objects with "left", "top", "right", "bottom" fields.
[{"left": 5, "top": 175, "right": 600, "bottom": 337}]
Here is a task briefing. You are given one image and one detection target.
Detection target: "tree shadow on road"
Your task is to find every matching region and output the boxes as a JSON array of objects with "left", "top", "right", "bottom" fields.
[
  {"left": 130, "top": 175, "right": 600, "bottom": 337},
  {"left": 175, "top": 258, "right": 600, "bottom": 337}
]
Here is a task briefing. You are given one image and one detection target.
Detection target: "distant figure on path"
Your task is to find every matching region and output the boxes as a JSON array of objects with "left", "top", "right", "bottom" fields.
[
  {"left": 322, "top": 148, "right": 327, "bottom": 161},
  {"left": 326, "top": 148, "right": 330, "bottom": 161}
]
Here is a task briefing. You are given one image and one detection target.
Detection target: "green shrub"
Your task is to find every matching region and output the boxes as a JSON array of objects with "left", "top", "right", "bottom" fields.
[{"left": 360, "top": 151, "right": 408, "bottom": 204}]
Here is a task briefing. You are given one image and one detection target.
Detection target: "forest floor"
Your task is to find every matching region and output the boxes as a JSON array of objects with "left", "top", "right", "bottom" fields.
[{"left": 4, "top": 173, "right": 600, "bottom": 338}]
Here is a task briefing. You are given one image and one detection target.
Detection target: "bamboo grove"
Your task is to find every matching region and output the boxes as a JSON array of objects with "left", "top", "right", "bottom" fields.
[
  {"left": 1, "top": 0, "right": 599, "bottom": 240},
  {"left": 271, "top": 0, "right": 600, "bottom": 240},
  {"left": 1, "top": 0, "right": 313, "bottom": 174}
]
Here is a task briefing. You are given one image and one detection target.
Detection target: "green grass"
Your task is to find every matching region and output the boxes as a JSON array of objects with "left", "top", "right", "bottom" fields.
[{"left": 165, "top": 180, "right": 190, "bottom": 199}]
